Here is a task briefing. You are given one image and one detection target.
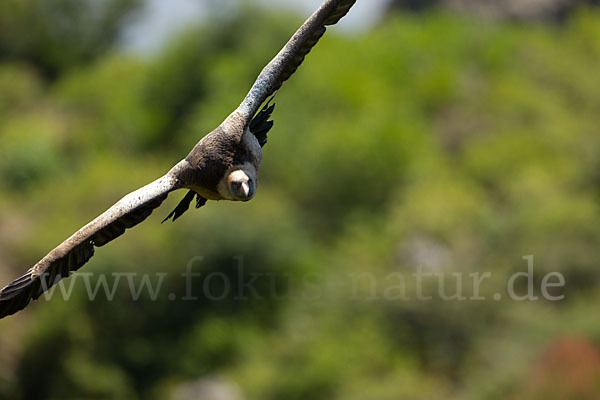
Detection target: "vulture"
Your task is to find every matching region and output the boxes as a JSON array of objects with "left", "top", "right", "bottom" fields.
[{"left": 0, "top": 0, "right": 356, "bottom": 319}]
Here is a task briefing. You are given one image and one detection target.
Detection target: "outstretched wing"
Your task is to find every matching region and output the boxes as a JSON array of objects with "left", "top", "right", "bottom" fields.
[
  {"left": 0, "top": 174, "right": 179, "bottom": 319},
  {"left": 236, "top": 0, "right": 356, "bottom": 120}
]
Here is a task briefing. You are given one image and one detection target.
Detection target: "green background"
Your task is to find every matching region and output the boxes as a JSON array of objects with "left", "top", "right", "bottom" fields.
[{"left": 1, "top": 1, "right": 599, "bottom": 399}]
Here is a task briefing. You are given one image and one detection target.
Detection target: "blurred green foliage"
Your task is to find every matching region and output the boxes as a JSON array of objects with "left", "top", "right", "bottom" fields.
[
  {"left": 0, "top": 0, "right": 142, "bottom": 79},
  {"left": 1, "top": 3, "right": 600, "bottom": 400}
]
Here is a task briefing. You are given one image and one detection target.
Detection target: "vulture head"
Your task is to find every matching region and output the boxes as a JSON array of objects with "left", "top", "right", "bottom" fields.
[
  {"left": 219, "top": 167, "right": 257, "bottom": 201},
  {"left": 219, "top": 166, "right": 257, "bottom": 201}
]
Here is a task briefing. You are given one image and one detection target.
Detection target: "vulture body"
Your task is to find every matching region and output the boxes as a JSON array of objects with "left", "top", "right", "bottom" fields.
[{"left": 0, "top": 0, "right": 356, "bottom": 319}]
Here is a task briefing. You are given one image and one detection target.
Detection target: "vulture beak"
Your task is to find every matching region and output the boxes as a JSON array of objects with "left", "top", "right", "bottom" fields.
[{"left": 241, "top": 182, "right": 250, "bottom": 198}]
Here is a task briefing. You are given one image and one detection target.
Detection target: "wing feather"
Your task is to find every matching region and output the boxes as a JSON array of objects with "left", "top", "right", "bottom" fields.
[
  {"left": 0, "top": 174, "right": 179, "bottom": 318},
  {"left": 249, "top": 100, "right": 276, "bottom": 147},
  {"left": 162, "top": 190, "right": 207, "bottom": 223},
  {"left": 236, "top": 0, "right": 356, "bottom": 120}
]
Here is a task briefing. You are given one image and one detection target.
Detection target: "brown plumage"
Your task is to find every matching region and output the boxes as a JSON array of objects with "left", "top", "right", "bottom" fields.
[{"left": 0, "top": 0, "right": 356, "bottom": 319}]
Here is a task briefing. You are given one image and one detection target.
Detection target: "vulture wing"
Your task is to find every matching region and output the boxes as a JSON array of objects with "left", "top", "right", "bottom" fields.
[
  {"left": 237, "top": 0, "right": 356, "bottom": 121},
  {"left": 0, "top": 174, "right": 179, "bottom": 318}
]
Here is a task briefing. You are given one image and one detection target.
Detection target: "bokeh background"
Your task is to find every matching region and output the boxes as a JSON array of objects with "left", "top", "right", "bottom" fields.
[{"left": 1, "top": 0, "right": 600, "bottom": 399}]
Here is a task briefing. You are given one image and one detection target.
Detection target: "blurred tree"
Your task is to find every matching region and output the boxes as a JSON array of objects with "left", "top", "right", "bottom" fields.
[
  {"left": 385, "top": 0, "right": 600, "bottom": 21},
  {"left": 512, "top": 337, "right": 600, "bottom": 400},
  {"left": 0, "top": 0, "right": 143, "bottom": 79}
]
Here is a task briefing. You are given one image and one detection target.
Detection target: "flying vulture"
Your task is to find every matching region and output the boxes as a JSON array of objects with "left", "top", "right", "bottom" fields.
[{"left": 0, "top": 0, "right": 356, "bottom": 318}]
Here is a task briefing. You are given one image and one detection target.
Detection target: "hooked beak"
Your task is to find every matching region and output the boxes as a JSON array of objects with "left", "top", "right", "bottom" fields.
[{"left": 241, "top": 182, "right": 250, "bottom": 198}]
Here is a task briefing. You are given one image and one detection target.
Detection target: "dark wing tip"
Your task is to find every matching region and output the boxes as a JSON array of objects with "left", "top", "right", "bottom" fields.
[
  {"left": 250, "top": 101, "right": 276, "bottom": 148},
  {"left": 0, "top": 273, "right": 33, "bottom": 306},
  {"left": 0, "top": 270, "right": 43, "bottom": 319},
  {"left": 0, "top": 276, "right": 52, "bottom": 319},
  {"left": 0, "top": 286, "right": 33, "bottom": 318},
  {"left": 196, "top": 195, "right": 207, "bottom": 209},
  {"left": 162, "top": 190, "right": 206, "bottom": 223},
  {"left": 0, "top": 238, "right": 96, "bottom": 319},
  {"left": 324, "top": 0, "right": 356, "bottom": 25}
]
